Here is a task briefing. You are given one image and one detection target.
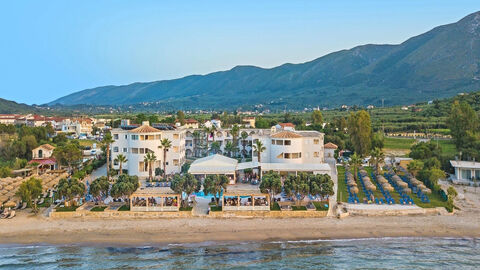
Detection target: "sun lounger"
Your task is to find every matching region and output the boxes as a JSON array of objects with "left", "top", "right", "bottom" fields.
[{"left": 7, "top": 210, "right": 15, "bottom": 219}]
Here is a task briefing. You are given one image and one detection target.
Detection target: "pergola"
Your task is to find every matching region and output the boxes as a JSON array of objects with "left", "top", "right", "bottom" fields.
[
  {"left": 129, "top": 187, "right": 180, "bottom": 212},
  {"left": 222, "top": 184, "right": 270, "bottom": 211}
]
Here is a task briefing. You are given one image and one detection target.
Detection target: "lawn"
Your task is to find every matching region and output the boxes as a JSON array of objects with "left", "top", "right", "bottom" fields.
[
  {"left": 180, "top": 206, "right": 193, "bottom": 211},
  {"left": 291, "top": 205, "right": 307, "bottom": 211},
  {"left": 337, "top": 166, "right": 348, "bottom": 202},
  {"left": 74, "top": 139, "right": 98, "bottom": 148},
  {"left": 91, "top": 206, "right": 107, "bottom": 212},
  {"left": 436, "top": 140, "right": 457, "bottom": 157},
  {"left": 270, "top": 202, "right": 280, "bottom": 211},
  {"left": 55, "top": 205, "right": 78, "bottom": 212},
  {"left": 38, "top": 198, "right": 52, "bottom": 208},
  {"left": 118, "top": 205, "right": 130, "bottom": 211},
  {"left": 210, "top": 206, "right": 222, "bottom": 211},
  {"left": 384, "top": 137, "right": 416, "bottom": 150},
  {"left": 312, "top": 201, "right": 329, "bottom": 211}
]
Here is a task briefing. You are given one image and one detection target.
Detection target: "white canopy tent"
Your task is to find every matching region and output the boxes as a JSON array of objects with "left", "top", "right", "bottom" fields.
[{"left": 188, "top": 154, "right": 238, "bottom": 175}]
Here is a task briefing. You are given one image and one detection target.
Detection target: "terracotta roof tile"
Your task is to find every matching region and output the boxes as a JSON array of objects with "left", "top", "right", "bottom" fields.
[
  {"left": 324, "top": 142, "right": 338, "bottom": 149},
  {"left": 129, "top": 125, "right": 161, "bottom": 133},
  {"left": 271, "top": 131, "right": 302, "bottom": 139}
]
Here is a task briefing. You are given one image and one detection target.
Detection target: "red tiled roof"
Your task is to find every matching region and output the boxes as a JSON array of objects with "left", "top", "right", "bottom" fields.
[
  {"left": 271, "top": 131, "right": 302, "bottom": 139},
  {"left": 29, "top": 157, "right": 56, "bottom": 165},
  {"left": 279, "top": 123, "right": 295, "bottom": 128},
  {"left": 324, "top": 142, "right": 338, "bottom": 149},
  {"left": 129, "top": 125, "right": 161, "bottom": 133},
  {"left": 185, "top": 119, "right": 198, "bottom": 123}
]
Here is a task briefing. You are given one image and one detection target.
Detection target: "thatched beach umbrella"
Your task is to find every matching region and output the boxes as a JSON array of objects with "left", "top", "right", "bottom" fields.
[
  {"left": 0, "top": 195, "right": 8, "bottom": 203},
  {"left": 351, "top": 186, "right": 359, "bottom": 194},
  {"left": 403, "top": 188, "right": 412, "bottom": 194},
  {"left": 383, "top": 185, "right": 394, "bottom": 192},
  {"left": 366, "top": 184, "right": 377, "bottom": 191},
  {"left": 398, "top": 182, "right": 408, "bottom": 188},
  {"left": 417, "top": 184, "right": 426, "bottom": 190},
  {"left": 422, "top": 188, "right": 432, "bottom": 194},
  {"left": 3, "top": 201, "right": 16, "bottom": 208},
  {"left": 5, "top": 185, "right": 14, "bottom": 191}
]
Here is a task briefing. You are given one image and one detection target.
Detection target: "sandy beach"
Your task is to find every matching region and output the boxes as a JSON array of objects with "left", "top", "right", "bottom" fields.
[{"left": 1, "top": 186, "right": 479, "bottom": 246}]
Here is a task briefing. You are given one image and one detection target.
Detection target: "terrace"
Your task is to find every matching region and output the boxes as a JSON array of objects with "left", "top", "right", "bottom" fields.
[{"left": 222, "top": 184, "right": 270, "bottom": 211}]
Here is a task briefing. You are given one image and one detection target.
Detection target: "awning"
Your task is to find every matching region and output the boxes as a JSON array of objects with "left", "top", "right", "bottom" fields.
[{"left": 188, "top": 154, "right": 238, "bottom": 175}]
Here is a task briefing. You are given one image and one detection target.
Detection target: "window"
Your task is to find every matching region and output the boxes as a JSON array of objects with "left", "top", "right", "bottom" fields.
[
  {"left": 313, "top": 139, "right": 319, "bottom": 145},
  {"left": 131, "top": 135, "right": 139, "bottom": 140},
  {"left": 123, "top": 148, "right": 128, "bottom": 153},
  {"left": 271, "top": 140, "right": 276, "bottom": 145},
  {"left": 285, "top": 140, "right": 291, "bottom": 145},
  {"left": 461, "top": 169, "right": 471, "bottom": 180},
  {"left": 113, "top": 147, "right": 119, "bottom": 153},
  {"left": 173, "top": 159, "right": 179, "bottom": 166},
  {"left": 113, "top": 134, "right": 119, "bottom": 140},
  {"left": 131, "top": 148, "right": 138, "bottom": 154},
  {"left": 140, "top": 148, "right": 145, "bottom": 154},
  {"left": 124, "top": 135, "right": 128, "bottom": 139},
  {"left": 292, "top": 153, "right": 300, "bottom": 159},
  {"left": 155, "top": 135, "right": 161, "bottom": 140},
  {"left": 313, "top": 152, "right": 319, "bottom": 158},
  {"left": 114, "top": 160, "right": 119, "bottom": 166},
  {"left": 140, "top": 135, "right": 145, "bottom": 141},
  {"left": 139, "top": 161, "right": 146, "bottom": 172},
  {"left": 276, "top": 140, "right": 284, "bottom": 145},
  {"left": 284, "top": 153, "right": 291, "bottom": 159},
  {"left": 173, "top": 146, "right": 179, "bottom": 153},
  {"left": 173, "top": 134, "right": 179, "bottom": 139}
]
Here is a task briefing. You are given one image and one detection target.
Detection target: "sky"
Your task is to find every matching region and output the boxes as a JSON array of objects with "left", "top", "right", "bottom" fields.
[{"left": 1, "top": 1, "right": 479, "bottom": 105}]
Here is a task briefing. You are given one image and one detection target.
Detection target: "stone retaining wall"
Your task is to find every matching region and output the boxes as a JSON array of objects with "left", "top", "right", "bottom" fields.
[
  {"left": 208, "top": 210, "right": 328, "bottom": 218},
  {"left": 49, "top": 210, "right": 193, "bottom": 219},
  {"left": 345, "top": 207, "right": 447, "bottom": 217}
]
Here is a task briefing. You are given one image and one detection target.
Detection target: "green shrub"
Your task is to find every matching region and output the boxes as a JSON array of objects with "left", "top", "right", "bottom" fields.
[
  {"left": 118, "top": 205, "right": 130, "bottom": 211},
  {"left": 270, "top": 202, "right": 280, "bottom": 211},
  {"left": 292, "top": 205, "right": 307, "bottom": 211},
  {"left": 210, "top": 206, "right": 222, "bottom": 211},
  {"left": 180, "top": 206, "right": 193, "bottom": 211},
  {"left": 91, "top": 206, "right": 107, "bottom": 212}
]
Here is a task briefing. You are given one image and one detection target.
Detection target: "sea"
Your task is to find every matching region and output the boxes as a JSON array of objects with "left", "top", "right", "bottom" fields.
[{"left": 0, "top": 237, "right": 478, "bottom": 269}]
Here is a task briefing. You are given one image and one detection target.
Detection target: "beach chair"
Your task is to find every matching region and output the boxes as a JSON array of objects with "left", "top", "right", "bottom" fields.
[{"left": 7, "top": 210, "right": 15, "bottom": 219}]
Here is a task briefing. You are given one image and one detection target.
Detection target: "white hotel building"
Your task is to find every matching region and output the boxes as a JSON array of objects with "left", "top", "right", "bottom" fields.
[{"left": 111, "top": 121, "right": 186, "bottom": 178}]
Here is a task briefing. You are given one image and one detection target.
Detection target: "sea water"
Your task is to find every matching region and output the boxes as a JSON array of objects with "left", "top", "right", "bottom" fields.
[{"left": 0, "top": 237, "right": 479, "bottom": 269}]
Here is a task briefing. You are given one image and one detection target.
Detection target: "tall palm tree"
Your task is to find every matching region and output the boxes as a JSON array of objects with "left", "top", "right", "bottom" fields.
[
  {"left": 143, "top": 152, "right": 157, "bottom": 181},
  {"left": 253, "top": 140, "right": 266, "bottom": 178},
  {"left": 369, "top": 147, "right": 385, "bottom": 173},
  {"left": 203, "top": 126, "right": 214, "bottom": 155},
  {"left": 349, "top": 153, "right": 362, "bottom": 181},
  {"left": 102, "top": 133, "right": 114, "bottom": 181},
  {"left": 224, "top": 141, "right": 235, "bottom": 157},
  {"left": 114, "top": 154, "right": 128, "bottom": 175},
  {"left": 240, "top": 131, "right": 248, "bottom": 158},
  {"left": 159, "top": 138, "right": 172, "bottom": 178},
  {"left": 230, "top": 124, "right": 240, "bottom": 157},
  {"left": 192, "top": 130, "right": 201, "bottom": 157}
]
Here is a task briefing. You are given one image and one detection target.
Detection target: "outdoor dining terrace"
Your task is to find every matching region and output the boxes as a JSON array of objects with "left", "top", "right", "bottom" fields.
[
  {"left": 222, "top": 184, "right": 270, "bottom": 211},
  {"left": 129, "top": 187, "right": 180, "bottom": 212}
]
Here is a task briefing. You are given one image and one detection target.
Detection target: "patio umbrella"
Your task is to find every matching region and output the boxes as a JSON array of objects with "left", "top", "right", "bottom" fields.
[
  {"left": 366, "top": 184, "right": 377, "bottom": 191},
  {"left": 383, "top": 185, "right": 394, "bottom": 192},
  {"left": 422, "top": 188, "right": 432, "bottom": 194},
  {"left": 403, "top": 188, "right": 412, "bottom": 194},
  {"left": 351, "top": 186, "right": 359, "bottom": 194},
  {"left": 398, "top": 182, "right": 408, "bottom": 188}
]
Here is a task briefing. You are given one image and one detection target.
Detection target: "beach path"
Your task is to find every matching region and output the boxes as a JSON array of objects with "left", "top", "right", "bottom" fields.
[
  {"left": 193, "top": 197, "right": 210, "bottom": 216},
  {"left": 327, "top": 160, "right": 338, "bottom": 217}
]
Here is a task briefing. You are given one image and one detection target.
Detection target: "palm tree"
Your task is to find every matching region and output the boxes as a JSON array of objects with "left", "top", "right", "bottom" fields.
[
  {"left": 253, "top": 140, "right": 266, "bottom": 178},
  {"left": 143, "top": 152, "right": 157, "bottom": 181},
  {"left": 230, "top": 124, "right": 240, "bottom": 157},
  {"left": 114, "top": 154, "right": 128, "bottom": 175},
  {"left": 192, "top": 130, "right": 201, "bottom": 157},
  {"left": 240, "top": 131, "right": 248, "bottom": 158},
  {"left": 224, "top": 141, "right": 235, "bottom": 157},
  {"left": 203, "top": 126, "right": 214, "bottom": 155},
  {"left": 210, "top": 141, "right": 221, "bottom": 154},
  {"left": 369, "top": 147, "right": 385, "bottom": 173},
  {"left": 407, "top": 160, "right": 424, "bottom": 178},
  {"left": 159, "top": 138, "right": 172, "bottom": 178},
  {"left": 349, "top": 153, "right": 362, "bottom": 181},
  {"left": 102, "top": 133, "right": 115, "bottom": 181}
]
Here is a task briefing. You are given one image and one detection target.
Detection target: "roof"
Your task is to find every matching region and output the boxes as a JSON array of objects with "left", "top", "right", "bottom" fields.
[
  {"left": 324, "top": 142, "right": 338, "bottom": 149},
  {"left": 29, "top": 157, "right": 57, "bottom": 165},
  {"left": 34, "top": 144, "right": 56, "bottom": 151},
  {"left": 129, "top": 125, "right": 161, "bottom": 133},
  {"left": 224, "top": 184, "right": 265, "bottom": 195},
  {"left": 295, "top": 131, "right": 323, "bottom": 137},
  {"left": 271, "top": 131, "right": 302, "bottom": 139},
  {"left": 189, "top": 154, "right": 238, "bottom": 174},
  {"left": 450, "top": 160, "right": 480, "bottom": 169},
  {"left": 279, "top": 123, "right": 295, "bottom": 128},
  {"left": 132, "top": 186, "right": 179, "bottom": 196},
  {"left": 260, "top": 162, "right": 331, "bottom": 173},
  {"left": 185, "top": 119, "right": 198, "bottom": 124}
]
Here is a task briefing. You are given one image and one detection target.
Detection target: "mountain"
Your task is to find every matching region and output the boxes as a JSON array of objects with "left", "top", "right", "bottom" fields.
[
  {"left": 0, "top": 98, "right": 40, "bottom": 114},
  {"left": 50, "top": 11, "right": 480, "bottom": 110}
]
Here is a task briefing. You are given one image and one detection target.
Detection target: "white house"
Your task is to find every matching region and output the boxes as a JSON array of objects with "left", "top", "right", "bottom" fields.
[
  {"left": 111, "top": 121, "right": 186, "bottom": 178},
  {"left": 450, "top": 160, "right": 480, "bottom": 184},
  {"left": 324, "top": 142, "right": 338, "bottom": 159}
]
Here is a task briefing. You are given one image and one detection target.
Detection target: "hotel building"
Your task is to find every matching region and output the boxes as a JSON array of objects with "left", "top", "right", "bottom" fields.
[{"left": 111, "top": 121, "right": 186, "bottom": 178}]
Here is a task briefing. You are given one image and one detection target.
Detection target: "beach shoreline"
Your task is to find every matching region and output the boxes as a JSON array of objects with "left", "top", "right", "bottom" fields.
[{"left": 0, "top": 211, "right": 479, "bottom": 246}]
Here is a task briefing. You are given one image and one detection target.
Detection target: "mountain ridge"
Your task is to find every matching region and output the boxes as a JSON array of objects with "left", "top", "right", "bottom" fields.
[{"left": 49, "top": 11, "right": 480, "bottom": 110}]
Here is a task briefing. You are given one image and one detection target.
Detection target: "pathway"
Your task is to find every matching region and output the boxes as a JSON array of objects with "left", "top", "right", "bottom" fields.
[
  {"left": 84, "top": 163, "right": 107, "bottom": 184},
  {"left": 193, "top": 197, "right": 210, "bottom": 216},
  {"left": 326, "top": 159, "right": 338, "bottom": 217}
]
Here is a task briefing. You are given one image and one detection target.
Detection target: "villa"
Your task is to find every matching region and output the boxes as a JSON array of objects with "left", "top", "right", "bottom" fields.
[
  {"left": 111, "top": 121, "right": 186, "bottom": 178},
  {"left": 450, "top": 160, "right": 480, "bottom": 184},
  {"left": 29, "top": 144, "right": 58, "bottom": 173}
]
